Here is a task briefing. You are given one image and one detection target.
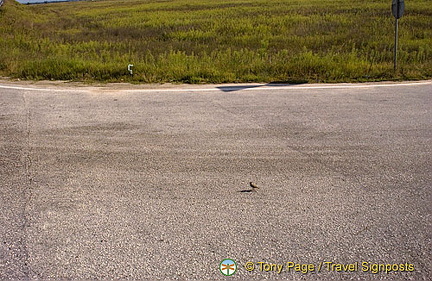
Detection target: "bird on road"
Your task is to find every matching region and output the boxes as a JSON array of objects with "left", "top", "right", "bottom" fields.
[{"left": 238, "top": 182, "right": 261, "bottom": 193}]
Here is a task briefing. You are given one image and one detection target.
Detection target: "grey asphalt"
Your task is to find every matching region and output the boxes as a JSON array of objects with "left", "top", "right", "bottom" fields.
[{"left": 0, "top": 81, "right": 431, "bottom": 280}]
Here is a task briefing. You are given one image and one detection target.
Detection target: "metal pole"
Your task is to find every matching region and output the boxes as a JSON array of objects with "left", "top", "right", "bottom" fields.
[{"left": 394, "top": 18, "right": 398, "bottom": 72}]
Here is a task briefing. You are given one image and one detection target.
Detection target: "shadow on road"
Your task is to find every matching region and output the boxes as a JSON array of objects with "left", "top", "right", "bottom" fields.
[{"left": 217, "top": 81, "right": 308, "bottom": 92}]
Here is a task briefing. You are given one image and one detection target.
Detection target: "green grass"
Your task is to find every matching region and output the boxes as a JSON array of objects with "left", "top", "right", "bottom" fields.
[{"left": 0, "top": 0, "right": 431, "bottom": 83}]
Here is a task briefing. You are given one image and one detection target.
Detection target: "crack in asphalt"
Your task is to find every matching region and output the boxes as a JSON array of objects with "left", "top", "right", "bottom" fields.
[{"left": 21, "top": 91, "right": 33, "bottom": 278}]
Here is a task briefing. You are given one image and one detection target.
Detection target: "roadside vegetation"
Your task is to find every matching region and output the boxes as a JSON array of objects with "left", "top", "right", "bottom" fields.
[{"left": 0, "top": 0, "right": 431, "bottom": 83}]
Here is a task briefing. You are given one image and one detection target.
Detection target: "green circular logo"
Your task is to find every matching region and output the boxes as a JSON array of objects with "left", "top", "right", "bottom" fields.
[{"left": 219, "top": 259, "right": 237, "bottom": 276}]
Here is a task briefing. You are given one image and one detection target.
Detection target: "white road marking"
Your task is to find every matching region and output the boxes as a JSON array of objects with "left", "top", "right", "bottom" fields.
[
  {"left": 0, "top": 81, "right": 430, "bottom": 93},
  {"left": 125, "top": 81, "right": 432, "bottom": 93},
  {"left": 0, "top": 84, "right": 75, "bottom": 92}
]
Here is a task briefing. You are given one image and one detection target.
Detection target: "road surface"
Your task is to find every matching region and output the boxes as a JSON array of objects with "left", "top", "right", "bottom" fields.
[{"left": 0, "top": 81, "right": 431, "bottom": 280}]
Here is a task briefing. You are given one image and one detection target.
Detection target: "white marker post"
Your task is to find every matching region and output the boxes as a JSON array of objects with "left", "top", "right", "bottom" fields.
[
  {"left": 128, "top": 64, "right": 134, "bottom": 75},
  {"left": 392, "top": 0, "right": 405, "bottom": 72}
]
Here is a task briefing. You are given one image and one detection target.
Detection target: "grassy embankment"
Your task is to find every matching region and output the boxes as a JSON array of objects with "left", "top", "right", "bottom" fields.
[{"left": 0, "top": 0, "right": 431, "bottom": 83}]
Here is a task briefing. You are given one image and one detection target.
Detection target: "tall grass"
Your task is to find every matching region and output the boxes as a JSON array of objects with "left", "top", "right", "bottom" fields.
[{"left": 0, "top": 0, "right": 431, "bottom": 83}]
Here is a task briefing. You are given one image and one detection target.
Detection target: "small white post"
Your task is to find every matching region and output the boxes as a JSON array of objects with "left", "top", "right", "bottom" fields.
[{"left": 128, "top": 64, "right": 134, "bottom": 75}]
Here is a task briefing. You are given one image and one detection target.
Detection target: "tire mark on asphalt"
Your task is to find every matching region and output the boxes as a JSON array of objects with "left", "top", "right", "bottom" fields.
[{"left": 212, "top": 98, "right": 351, "bottom": 179}]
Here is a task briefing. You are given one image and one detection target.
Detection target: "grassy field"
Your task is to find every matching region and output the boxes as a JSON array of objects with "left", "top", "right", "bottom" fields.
[{"left": 0, "top": 0, "right": 431, "bottom": 83}]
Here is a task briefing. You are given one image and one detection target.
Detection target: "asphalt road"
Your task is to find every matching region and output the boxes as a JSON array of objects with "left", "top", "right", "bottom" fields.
[{"left": 0, "top": 81, "right": 431, "bottom": 280}]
